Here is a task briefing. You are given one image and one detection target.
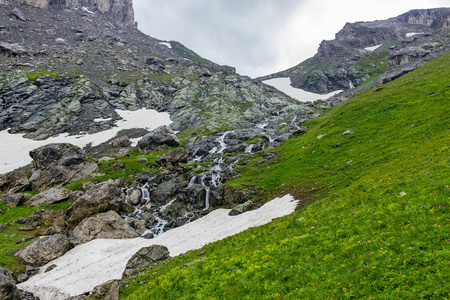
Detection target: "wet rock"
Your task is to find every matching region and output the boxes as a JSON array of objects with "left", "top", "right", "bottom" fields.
[
  {"left": 0, "top": 193, "right": 24, "bottom": 207},
  {"left": 29, "top": 143, "right": 98, "bottom": 192},
  {"left": 137, "top": 126, "right": 181, "bottom": 154},
  {"left": 69, "top": 210, "right": 139, "bottom": 246},
  {"left": 24, "top": 187, "right": 72, "bottom": 207},
  {"left": 65, "top": 180, "right": 127, "bottom": 232},
  {"left": 15, "top": 234, "right": 71, "bottom": 266},
  {"left": 0, "top": 170, "right": 30, "bottom": 194},
  {"left": 122, "top": 245, "right": 169, "bottom": 277},
  {"left": 0, "top": 267, "right": 21, "bottom": 300},
  {"left": 110, "top": 135, "right": 132, "bottom": 148}
]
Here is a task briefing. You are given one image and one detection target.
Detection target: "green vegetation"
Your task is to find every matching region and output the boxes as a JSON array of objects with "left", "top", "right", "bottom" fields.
[
  {"left": 25, "top": 70, "right": 80, "bottom": 82},
  {"left": 121, "top": 53, "right": 449, "bottom": 299}
]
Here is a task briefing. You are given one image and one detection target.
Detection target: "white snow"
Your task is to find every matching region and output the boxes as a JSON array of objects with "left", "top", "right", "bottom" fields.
[
  {"left": 0, "top": 109, "right": 172, "bottom": 174},
  {"left": 262, "top": 78, "right": 342, "bottom": 102},
  {"left": 365, "top": 44, "right": 382, "bottom": 51},
  {"left": 81, "top": 7, "right": 95, "bottom": 14},
  {"left": 406, "top": 32, "right": 423, "bottom": 37},
  {"left": 18, "top": 195, "right": 299, "bottom": 300},
  {"left": 93, "top": 117, "right": 112, "bottom": 123},
  {"left": 159, "top": 42, "right": 172, "bottom": 48}
]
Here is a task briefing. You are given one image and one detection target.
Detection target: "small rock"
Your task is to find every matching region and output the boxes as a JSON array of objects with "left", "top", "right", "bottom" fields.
[
  {"left": 17, "top": 273, "right": 29, "bottom": 283},
  {"left": 198, "top": 68, "right": 212, "bottom": 77},
  {"left": 400, "top": 191, "right": 406, "bottom": 196},
  {"left": 11, "top": 7, "right": 27, "bottom": 21},
  {"left": 15, "top": 217, "right": 28, "bottom": 224},
  {"left": 55, "top": 38, "right": 66, "bottom": 44},
  {"left": 135, "top": 158, "right": 148, "bottom": 164},
  {"left": 342, "top": 130, "right": 354, "bottom": 135},
  {"left": 317, "top": 134, "right": 326, "bottom": 139},
  {"left": 45, "top": 264, "right": 57, "bottom": 273},
  {"left": 76, "top": 59, "right": 83, "bottom": 65},
  {"left": 122, "top": 245, "right": 169, "bottom": 277},
  {"left": 0, "top": 193, "right": 24, "bottom": 207},
  {"left": 229, "top": 200, "right": 254, "bottom": 216},
  {"left": 18, "top": 225, "right": 34, "bottom": 231},
  {"left": 145, "top": 57, "right": 164, "bottom": 65}
]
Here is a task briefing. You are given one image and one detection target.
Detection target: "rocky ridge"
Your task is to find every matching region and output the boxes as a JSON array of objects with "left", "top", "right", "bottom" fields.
[{"left": 260, "top": 8, "right": 450, "bottom": 94}]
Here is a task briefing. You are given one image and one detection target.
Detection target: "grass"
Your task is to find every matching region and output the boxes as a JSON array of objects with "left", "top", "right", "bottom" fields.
[{"left": 120, "top": 53, "right": 450, "bottom": 299}]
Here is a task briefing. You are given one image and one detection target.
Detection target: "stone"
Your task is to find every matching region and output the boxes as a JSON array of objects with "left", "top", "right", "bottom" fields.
[
  {"left": 29, "top": 143, "right": 98, "bottom": 192},
  {"left": 104, "top": 281, "right": 120, "bottom": 300},
  {"left": 69, "top": 210, "right": 139, "bottom": 246},
  {"left": 90, "top": 280, "right": 117, "bottom": 299},
  {"left": 127, "top": 189, "right": 142, "bottom": 206},
  {"left": 15, "top": 217, "right": 28, "bottom": 224},
  {"left": 0, "top": 170, "right": 30, "bottom": 194},
  {"left": 157, "top": 148, "right": 188, "bottom": 165},
  {"left": 18, "top": 225, "right": 34, "bottom": 231},
  {"left": 65, "top": 180, "right": 127, "bottom": 232},
  {"left": 39, "top": 225, "right": 63, "bottom": 236},
  {"left": 24, "top": 187, "right": 72, "bottom": 207},
  {"left": 11, "top": 7, "right": 27, "bottom": 21},
  {"left": 0, "top": 267, "right": 21, "bottom": 300},
  {"left": 137, "top": 126, "right": 181, "bottom": 154},
  {"left": 198, "top": 68, "right": 212, "bottom": 77},
  {"left": 145, "top": 57, "right": 164, "bottom": 65},
  {"left": 0, "top": 42, "right": 27, "bottom": 55},
  {"left": 55, "top": 38, "right": 66, "bottom": 44},
  {"left": 41, "top": 209, "right": 65, "bottom": 227},
  {"left": 122, "top": 245, "right": 169, "bottom": 277},
  {"left": 15, "top": 234, "right": 71, "bottom": 266},
  {"left": 135, "top": 158, "right": 148, "bottom": 164},
  {"left": 0, "top": 193, "right": 24, "bottom": 207},
  {"left": 342, "top": 130, "right": 354, "bottom": 135},
  {"left": 110, "top": 135, "right": 132, "bottom": 148},
  {"left": 229, "top": 200, "right": 254, "bottom": 216}
]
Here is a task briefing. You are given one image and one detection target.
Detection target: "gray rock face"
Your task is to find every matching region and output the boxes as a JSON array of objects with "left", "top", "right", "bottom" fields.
[
  {"left": 0, "top": 267, "right": 21, "bottom": 300},
  {"left": 157, "top": 148, "right": 188, "bottom": 165},
  {"left": 137, "top": 126, "right": 181, "bottom": 154},
  {"left": 0, "top": 170, "right": 30, "bottom": 194},
  {"left": 69, "top": 210, "right": 139, "bottom": 246},
  {"left": 24, "top": 187, "right": 72, "bottom": 207},
  {"left": 29, "top": 143, "right": 98, "bottom": 192},
  {"left": 122, "top": 245, "right": 169, "bottom": 277},
  {"left": 0, "top": 42, "right": 27, "bottom": 55},
  {"left": 15, "top": 234, "right": 71, "bottom": 266},
  {"left": 65, "top": 179, "right": 127, "bottom": 231},
  {"left": 0, "top": 193, "right": 24, "bottom": 207}
]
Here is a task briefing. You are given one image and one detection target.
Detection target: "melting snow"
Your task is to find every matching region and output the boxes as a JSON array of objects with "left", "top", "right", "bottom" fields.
[
  {"left": 262, "top": 78, "right": 342, "bottom": 102},
  {"left": 365, "top": 44, "right": 382, "bottom": 51},
  {"left": 406, "top": 32, "right": 423, "bottom": 37},
  {"left": 0, "top": 109, "right": 172, "bottom": 174},
  {"left": 81, "top": 7, "right": 95, "bottom": 14},
  {"left": 18, "top": 195, "right": 299, "bottom": 300},
  {"left": 159, "top": 42, "right": 172, "bottom": 49}
]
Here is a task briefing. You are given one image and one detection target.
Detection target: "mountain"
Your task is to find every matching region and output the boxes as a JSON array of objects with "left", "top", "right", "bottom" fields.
[{"left": 259, "top": 8, "right": 450, "bottom": 94}]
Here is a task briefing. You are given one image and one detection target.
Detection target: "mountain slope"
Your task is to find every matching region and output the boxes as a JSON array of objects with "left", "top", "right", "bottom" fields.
[
  {"left": 260, "top": 8, "right": 450, "bottom": 94},
  {"left": 120, "top": 52, "right": 449, "bottom": 299}
]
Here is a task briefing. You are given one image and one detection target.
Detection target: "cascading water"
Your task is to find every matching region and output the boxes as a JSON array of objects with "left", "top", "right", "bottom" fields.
[
  {"left": 342, "top": 69, "right": 355, "bottom": 89},
  {"left": 245, "top": 144, "right": 254, "bottom": 153}
]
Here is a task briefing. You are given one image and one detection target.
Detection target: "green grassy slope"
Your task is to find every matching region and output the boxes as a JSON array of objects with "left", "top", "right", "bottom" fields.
[{"left": 121, "top": 53, "right": 450, "bottom": 299}]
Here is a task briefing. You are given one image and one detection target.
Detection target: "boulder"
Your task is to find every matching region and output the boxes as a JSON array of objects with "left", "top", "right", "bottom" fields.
[
  {"left": 0, "top": 42, "right": 27, "bottom": 55},
  {"left": 0, "top": 170, "right": 30, "bottom": 194},
  {"left": 69, "top": 210, "right": 139, "bottom": 246},
  {"left": 0, "top": 267, "right": 21, "bottom": 300},
  {"left": 11, "top": 7, "right": 27, "bottom": 21},
  {"left": 145, "top": 57, "right": 164, "bottom": 65},
  {"left": 127, "top": 189, "right": 142, "bottom": 206},
  {"left": 15, "top": 234, "right": 71, "bottom": 266},
  {"left": 198, "top": 68, "right": 212, "bottom": 77},
  {"left": 29, "top": 143, "right": 98, "bottom": 192},
  {"left": 65, "top": 180, "right": 128, "bottom": 231},
  {"left": 137, "top": 126, "right": 180, "bottom": 154},
  {"left": 122, "top": 245, "right": 169, "bottom": 277},
  {"left": 24, "top": 187, "right": 72, "bottom": 207},
  {"left": 0, "top": 193, "right": 24, "bottom": 207},
  {"left": 41, "top": 209, "right": 65, "bottom": 227},
  {"left": 229, "top": 200, "right": 255, "bottom": 216},
  {"left": 110, "top": 135, "right": 132, "bottom": 148},
  {"left": 157, "top": 148, "right": 188, "bottom": 165}
]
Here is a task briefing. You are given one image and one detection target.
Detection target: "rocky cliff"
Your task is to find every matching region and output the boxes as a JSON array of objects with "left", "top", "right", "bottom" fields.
[
  {"left": 260, "top": 8, "right": 450, "bottom": 94},
  {"left": 0, "top": 0, "right": 134, "bottom": 26}
]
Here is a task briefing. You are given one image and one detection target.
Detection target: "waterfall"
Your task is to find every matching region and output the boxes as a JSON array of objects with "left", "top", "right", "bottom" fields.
[
  {"left": 200, "top": 175, "right": 210, "bottom": 210},
  {"left": 245, "top": 144, "right": 254, "bottom": 153},
  {"left": 188, "top": 176, "right": 197, "bottom": 187},
  {"left": 160, "top": 198, "right": 177, "bottom": 212},
  {"left": 343, "top": 69, "right": 355, "bottom": 89}
]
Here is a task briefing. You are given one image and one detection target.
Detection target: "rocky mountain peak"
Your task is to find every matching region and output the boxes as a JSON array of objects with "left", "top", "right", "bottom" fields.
[{"left": 0, "top": 0, "right": 135, "bottom": 26}]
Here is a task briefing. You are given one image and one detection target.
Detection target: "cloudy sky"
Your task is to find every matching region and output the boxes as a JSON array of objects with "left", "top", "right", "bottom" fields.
[{"left": 134, "top": 0, "right": 450, "bottom": 77}]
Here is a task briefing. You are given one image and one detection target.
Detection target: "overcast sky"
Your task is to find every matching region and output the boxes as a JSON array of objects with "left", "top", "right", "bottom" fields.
[{"left": 134, "top": 0, "right": 450, "bottom": 77}]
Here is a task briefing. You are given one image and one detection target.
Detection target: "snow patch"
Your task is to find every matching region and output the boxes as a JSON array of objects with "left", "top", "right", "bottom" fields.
[
  {"left": 18, "top": 195, "right": 299, "bottom": 300},
  {"left": 81, "top": 7, "right": 95, "bottom": 14},
  {"left": 365, "top": 44, "right": 382, "bottom": 52},
  {"left": 0, "top": 109, "right": 172, "bottom": 174},
  {"left": 159, "top": 42, "right": 172, "bottom": 49},
  {"left": 93, "top": 117, "right": 112, "bottom": 123},
  {"left": 406, "top": 32, "right": 423, "bottom": 37},
  {"left": 262, "top": 78, "right": 342, "bottom": 102}
]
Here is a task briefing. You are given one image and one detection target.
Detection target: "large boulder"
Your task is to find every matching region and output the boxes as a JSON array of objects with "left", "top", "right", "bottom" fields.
[
  {"left": 65, "top": 180, "right": 129, "bottom": 232},
  {"left": 0, "top": 193, "right": 24, "bottom": 207},
  {"left": 110, "top": 135, "right": 132, "bottom": 148},
  {"left": 29, "top": 143, "right": 98, "bottom": 192},
  {"left": 137, "top": 126, "right": 180, "bottom": 154},
  {"left": 122, "top": 245, "right": 169, "bottom": 277},
  {"left": 69, "top": 210, "right": 139, "bottom": 246},
  {"left": 15, "top": 234, "right": 71, "bottom": 267},
  {"left": 0, "top": 170, "right": 30, "bottom": 194},
  {"left": 157, "top": 148, "right": 188, "bottom": 165},
  {"left": 0, "top": 42, "right": 27, "bottom": 56},
  {"left": 0, "top": 267, "right": 21, "bottom": 300},
  {"left": 24, "top": 187, "right": 73, "bottom": 207}
]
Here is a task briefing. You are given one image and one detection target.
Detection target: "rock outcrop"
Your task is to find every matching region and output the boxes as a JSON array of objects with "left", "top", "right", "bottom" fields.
[
  {"left": 122, "top": 245, "right": 169, "bottom": 277},
  {"left": 0, "top": 170, "right": 30, "bottom": 194},
  {"left": 69, "top": 210, "right": 139, "bottom": 246},
  {"left": 137, "top": 126, "right": 181, "bottom": 154},
  {"left": 24, "top": 187, "right": 72, "bottom": 207},
  {"left": 29, "top": 143, "right": 98, "bottom": 192},
  {"left": 0, "top": 267, "right": 21, "bottom": 300}
]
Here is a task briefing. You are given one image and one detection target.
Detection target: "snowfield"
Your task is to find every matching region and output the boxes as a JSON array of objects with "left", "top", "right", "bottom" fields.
[
  {"left": 18, "top": 195, "right": 299, "bottom": 300},
  {"left": 0, "top": 109, "right": 172, "bottom": 174}
]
